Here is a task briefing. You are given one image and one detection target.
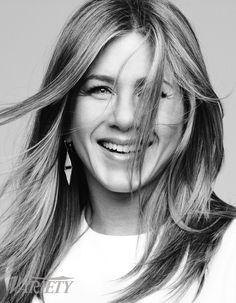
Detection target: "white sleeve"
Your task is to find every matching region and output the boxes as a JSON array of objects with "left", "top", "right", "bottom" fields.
[{"left": 31, "top": 296, "right": 42, "bottom": 303}]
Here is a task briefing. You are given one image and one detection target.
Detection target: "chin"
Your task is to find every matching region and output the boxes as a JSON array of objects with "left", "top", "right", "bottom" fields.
[
  {"left": 97, "top": 171, "right": 152, "bottom": 194},
  {"left": 99, "top": 176, "right": 134, "bottom": 193},
  {"left": 104, "top": 182, "right": 135, "bottom": 193}
]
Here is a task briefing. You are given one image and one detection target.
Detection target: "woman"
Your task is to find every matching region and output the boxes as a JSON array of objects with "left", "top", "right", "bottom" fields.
[{"left": 0, "top": 0, "right": 235, "bottom": 302}]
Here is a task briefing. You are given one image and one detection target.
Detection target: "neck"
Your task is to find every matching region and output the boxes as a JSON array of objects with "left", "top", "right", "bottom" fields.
[{"left": 85, "top": 173, "right": 143, "bottom": 236}]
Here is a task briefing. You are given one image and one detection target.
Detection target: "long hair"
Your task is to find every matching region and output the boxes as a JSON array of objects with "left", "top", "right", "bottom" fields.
[{"left": 0, "top": 0, "right": 235, "bottom": 302}]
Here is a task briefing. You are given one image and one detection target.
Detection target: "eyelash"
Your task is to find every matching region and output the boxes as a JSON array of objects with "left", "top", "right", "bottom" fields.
[
  {"left": 80, "top": 85, "right": 170, "bottom": 99},
  {"left": 83, "top": 85, "right": 113, "bottom": 96}
]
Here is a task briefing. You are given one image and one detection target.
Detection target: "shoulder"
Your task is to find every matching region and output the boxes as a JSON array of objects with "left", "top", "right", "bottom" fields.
[
  {"left": 219, "top": 217, "right": 236, "bottom": 257},
  {"left": 193, "top": 218, "right": 236, "bottom": 302},
  {"left": 31, "top": 296, "right": 41, "bottom": 303},
  {"left": 223, "top": 217, "right": 236, "bottom": 236},
  {"left": 211, "top": 218, "right": 236, "bottom": 263},
  {"left": 209, "top": 198, "right": 236, "bottom": 259},
  {"left": 208, "top": 219, "right": 236, "bottom": 287}
]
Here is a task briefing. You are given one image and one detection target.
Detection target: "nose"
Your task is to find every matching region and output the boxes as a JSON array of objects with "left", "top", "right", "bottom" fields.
[{"left": 109, "top": 92, "right": 135, "bottom": 131}]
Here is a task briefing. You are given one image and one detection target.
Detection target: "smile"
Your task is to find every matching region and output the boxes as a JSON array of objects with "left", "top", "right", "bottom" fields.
[
  {"left": 98, "top": 140, "right": 154, "bottom": 155},
  {"left": 101, "top": 142, "right": 136, "bottom": 154}
]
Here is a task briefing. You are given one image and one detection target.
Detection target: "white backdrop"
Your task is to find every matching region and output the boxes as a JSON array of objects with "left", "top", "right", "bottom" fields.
[{"left": 0, "top": 0, "right": 235, "bottom": 205}]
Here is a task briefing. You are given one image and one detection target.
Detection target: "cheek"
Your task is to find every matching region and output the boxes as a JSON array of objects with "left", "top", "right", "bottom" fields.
[
  {"left": 155, "top": 99, "right": 184, "bottom": 140},
  {"left": 72, "top": 99, "right": 101, "bottom": 129},
  {"left": 71, "top": 99, "right": 98, "bottom": 159},
  {"left": 71, "top": 98, "right": 109, "bottom": 162},
  {"left": 71, "top": 98, "right": 108, "bottom": 135}
]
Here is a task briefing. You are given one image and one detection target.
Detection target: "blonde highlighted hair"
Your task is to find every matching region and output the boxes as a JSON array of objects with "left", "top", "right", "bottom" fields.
[{"left": 0, "top": 0, "right": 235, "bottom": 302}]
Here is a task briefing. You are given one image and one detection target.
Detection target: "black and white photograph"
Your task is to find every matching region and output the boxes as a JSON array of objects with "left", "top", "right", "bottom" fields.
[{"left": 0, "top": 1, "right": 236, "bottom": 302}]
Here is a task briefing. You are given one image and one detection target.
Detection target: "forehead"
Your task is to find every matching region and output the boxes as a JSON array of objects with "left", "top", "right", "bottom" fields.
[{"left": 86, "top": 32, "right": 153, "bottom": 83}]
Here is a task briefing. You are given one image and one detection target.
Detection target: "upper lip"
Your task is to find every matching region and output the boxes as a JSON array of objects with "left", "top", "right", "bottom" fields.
[{"left": 97, "top": 137, "right": 154, "bottom": 146}]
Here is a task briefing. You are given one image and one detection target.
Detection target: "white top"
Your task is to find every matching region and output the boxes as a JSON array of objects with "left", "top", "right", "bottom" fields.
[{"left": 32, "top": 215, "right": 236, "bottom": 303}]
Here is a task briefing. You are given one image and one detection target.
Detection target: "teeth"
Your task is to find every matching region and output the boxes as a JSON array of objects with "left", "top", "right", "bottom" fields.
[{"left": 102, "top": 142, "right": 136, "bottom": 153}]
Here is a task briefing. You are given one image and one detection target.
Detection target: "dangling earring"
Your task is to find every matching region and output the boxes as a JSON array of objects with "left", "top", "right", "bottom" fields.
[{"left": 64, "top": 140, "right": 72, "bottom": 185}]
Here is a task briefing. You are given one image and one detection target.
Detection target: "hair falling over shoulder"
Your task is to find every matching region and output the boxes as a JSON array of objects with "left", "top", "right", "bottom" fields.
[{"left": 0, "top": 0, "right": 236, "bottom": 302}]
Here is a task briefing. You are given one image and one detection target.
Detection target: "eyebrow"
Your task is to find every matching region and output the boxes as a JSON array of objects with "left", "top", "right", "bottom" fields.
[
  {"left": 84, "top": 74, "right": 173, "bottom": 88},
  {"left": 85, "top": 74, "right": 115, "bottom": 85}
]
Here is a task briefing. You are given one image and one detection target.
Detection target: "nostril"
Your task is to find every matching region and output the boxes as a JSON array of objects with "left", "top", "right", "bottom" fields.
[{"left": 110, "top": 100, "right": 135, "bottom": 131}]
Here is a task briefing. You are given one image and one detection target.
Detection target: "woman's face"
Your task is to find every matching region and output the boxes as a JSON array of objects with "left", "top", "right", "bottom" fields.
[{"left": 71, "top": 32, "right": 184, "bottom": 192}]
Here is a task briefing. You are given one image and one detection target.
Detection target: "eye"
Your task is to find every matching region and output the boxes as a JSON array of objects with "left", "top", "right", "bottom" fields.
[
  {"left": 79, "top": 85, "right": 114, "bottom": 100},
  {"left": 87, "top": 86, "right": 112, "bottom": 95},
  {"left": 88, "top": 86, "right": 112, "bottom": 95},
  {"left": 161, "top": 91, "right": 168, "bottom": 98},
  {"left": 134, "top": 90, "right": 171, "bottom": 100},
  {"left": 161, "top": 90, "right": 173, "bottom": 99}
]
